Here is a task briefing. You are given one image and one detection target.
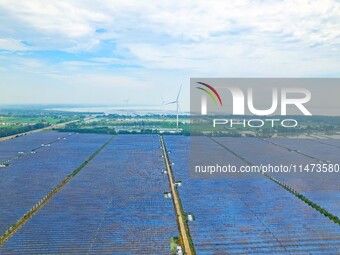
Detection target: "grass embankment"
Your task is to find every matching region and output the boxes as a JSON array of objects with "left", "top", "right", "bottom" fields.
[
  {"left": 265, "top": 174, "right": 340, "bottom": 226},
  {"left": 170, "top": 237, "right": 179, "bottom": 255},
  {"left": 0, "top": 117, "right": 66, "bottom": 124}
]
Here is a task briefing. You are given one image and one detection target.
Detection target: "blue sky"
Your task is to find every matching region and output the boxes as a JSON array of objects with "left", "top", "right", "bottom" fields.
[{"left": 0, "top": 1, "right": 339, "bottom": 110}]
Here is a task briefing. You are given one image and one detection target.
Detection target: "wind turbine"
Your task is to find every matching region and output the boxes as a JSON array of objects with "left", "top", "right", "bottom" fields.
[
  {"left": 124, "top": 97, "right": 130, "bottom": 105},
  {"left": 160, "top": 95, "right": 167, "bottom": 116},
  {"left": 123, "top": 97, "right": 130, "bottom": 115},
  {"left": 166, "top": 85, "right": 182, "bottom": 132}
]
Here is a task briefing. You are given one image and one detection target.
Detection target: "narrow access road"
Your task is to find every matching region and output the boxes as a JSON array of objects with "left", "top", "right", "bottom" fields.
[{"left": 160, "top": 136, "right": 195, "bottom": 255}]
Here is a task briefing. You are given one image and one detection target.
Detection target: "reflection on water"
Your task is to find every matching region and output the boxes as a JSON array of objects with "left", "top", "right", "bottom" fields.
[{"left": 48, "top": 106, "right": 188, "bottom": 116}]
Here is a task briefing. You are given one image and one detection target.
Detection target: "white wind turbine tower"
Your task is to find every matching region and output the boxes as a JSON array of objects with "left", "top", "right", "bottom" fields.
[
  {"left": 166, "top": 85, "right": 182, "bottom": 132},
  {"left": 124, "top": 97, "right": 130, "bottom": 115}
]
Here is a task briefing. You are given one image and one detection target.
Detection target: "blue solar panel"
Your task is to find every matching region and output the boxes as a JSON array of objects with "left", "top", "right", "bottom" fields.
[
  {"left": 3, "top": 133, "right": 340, "bottom": 254},
  {"left": 267, "top": 138, "right": 340, "bottom": 163},
  {"left": 1, "top": 135, "right": 177, "bottom": 254},
  {"left": 165, "top": 135, "right": 340, "bottom": 254},
  {"left": 0, "top": 132, "right": 112, "bottom": 234},
  {"left": 213, "top": 137, "right": 340, "bottom": 219},
  {"left": 0, "top": 131, "right": 69, "bottom": 162}
]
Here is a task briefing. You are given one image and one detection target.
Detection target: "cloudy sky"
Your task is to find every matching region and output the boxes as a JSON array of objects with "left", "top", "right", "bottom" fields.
[{"left": 0, "top": 0, "right": 339, "bottom": 110}]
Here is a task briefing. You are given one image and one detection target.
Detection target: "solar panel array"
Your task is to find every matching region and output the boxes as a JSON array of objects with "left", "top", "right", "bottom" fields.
[
  {"left": 214, "top": 137, "right": 340, "bottom": 219},
  {"left": 165, "top": 135, "right": 340, "bottom": 254},
  {"left": 0, "top": 131, "right": 69, "bottom": 162},
  {"left": 267, "top": 138, "right": 340, "bottom": 162},
  {"left": 1, "top": 134, "right": 177, "bottom": 254},
  {"left": 213, "top": 137, "right": 340, "bottom": 218},
  {"left": 267, "top": 138, "right": 340, "bottom": 219},
  {"left": 0, "top": 133, "right": 112, "bottom": 233},
  {"left": 2, "top": 132, "right": 340, "bottom": 254}
]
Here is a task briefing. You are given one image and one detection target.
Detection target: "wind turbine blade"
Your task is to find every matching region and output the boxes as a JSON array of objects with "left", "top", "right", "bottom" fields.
[
  {"left": 166, "top": 101, "right": 177, "bottom": 105},
  {"left": 176, "top": 84, "right": 182, "bottom": 101},
  {"left": 160, "top": 95, "right": 167, "bottom": 105}
]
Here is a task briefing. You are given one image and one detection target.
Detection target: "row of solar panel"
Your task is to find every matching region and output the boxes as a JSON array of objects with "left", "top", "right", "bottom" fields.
[
  {"left": 0, "top": 131, "right": 71, "bottom": 162},
  {"left": 212, "top": 137, "right": 340, "bottom": 219},
  {"left": 0, "top": 134, "right": 177, "bottom": 254},
  {"left": 0, "top": 133, "right": 112, "bottom": 233},
  {"left": 165, "top": 136, "right": 340, "bottom": 254}
]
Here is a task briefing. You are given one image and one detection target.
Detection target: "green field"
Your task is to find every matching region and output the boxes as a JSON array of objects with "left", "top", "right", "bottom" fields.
[
  {"left": 0, "top": 117, "right": 63, "bottom": 124},
  {"left": 1, "top": 107, "right": 340, "bottom": 138},
  {"left": 0, "top": 108, "right": 87, "bottom": 138}
]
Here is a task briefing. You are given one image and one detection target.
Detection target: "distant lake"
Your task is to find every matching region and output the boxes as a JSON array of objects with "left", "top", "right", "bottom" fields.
[{"left": 47, "top": 105, "right": 188, "bottom": 116}]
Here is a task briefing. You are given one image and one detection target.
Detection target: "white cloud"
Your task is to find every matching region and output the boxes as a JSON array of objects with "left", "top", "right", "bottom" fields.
[
  {"left": 64, "top": 73, "right": 150, "bottom": 89},
  {"left": 0, "top": 1, "right": 339, "bottom": 50},
  {"left": 0, "top": 1, "right": 107, "bottom": 38},
  {"left": 0, "top": 0, "right": 339, "bottom": 105},
  {"left": 0, "top": 38, "right": 31, "bottom": 51},
  {"left": 127, "top": 40, "right": 340, "bottom": 76}
]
